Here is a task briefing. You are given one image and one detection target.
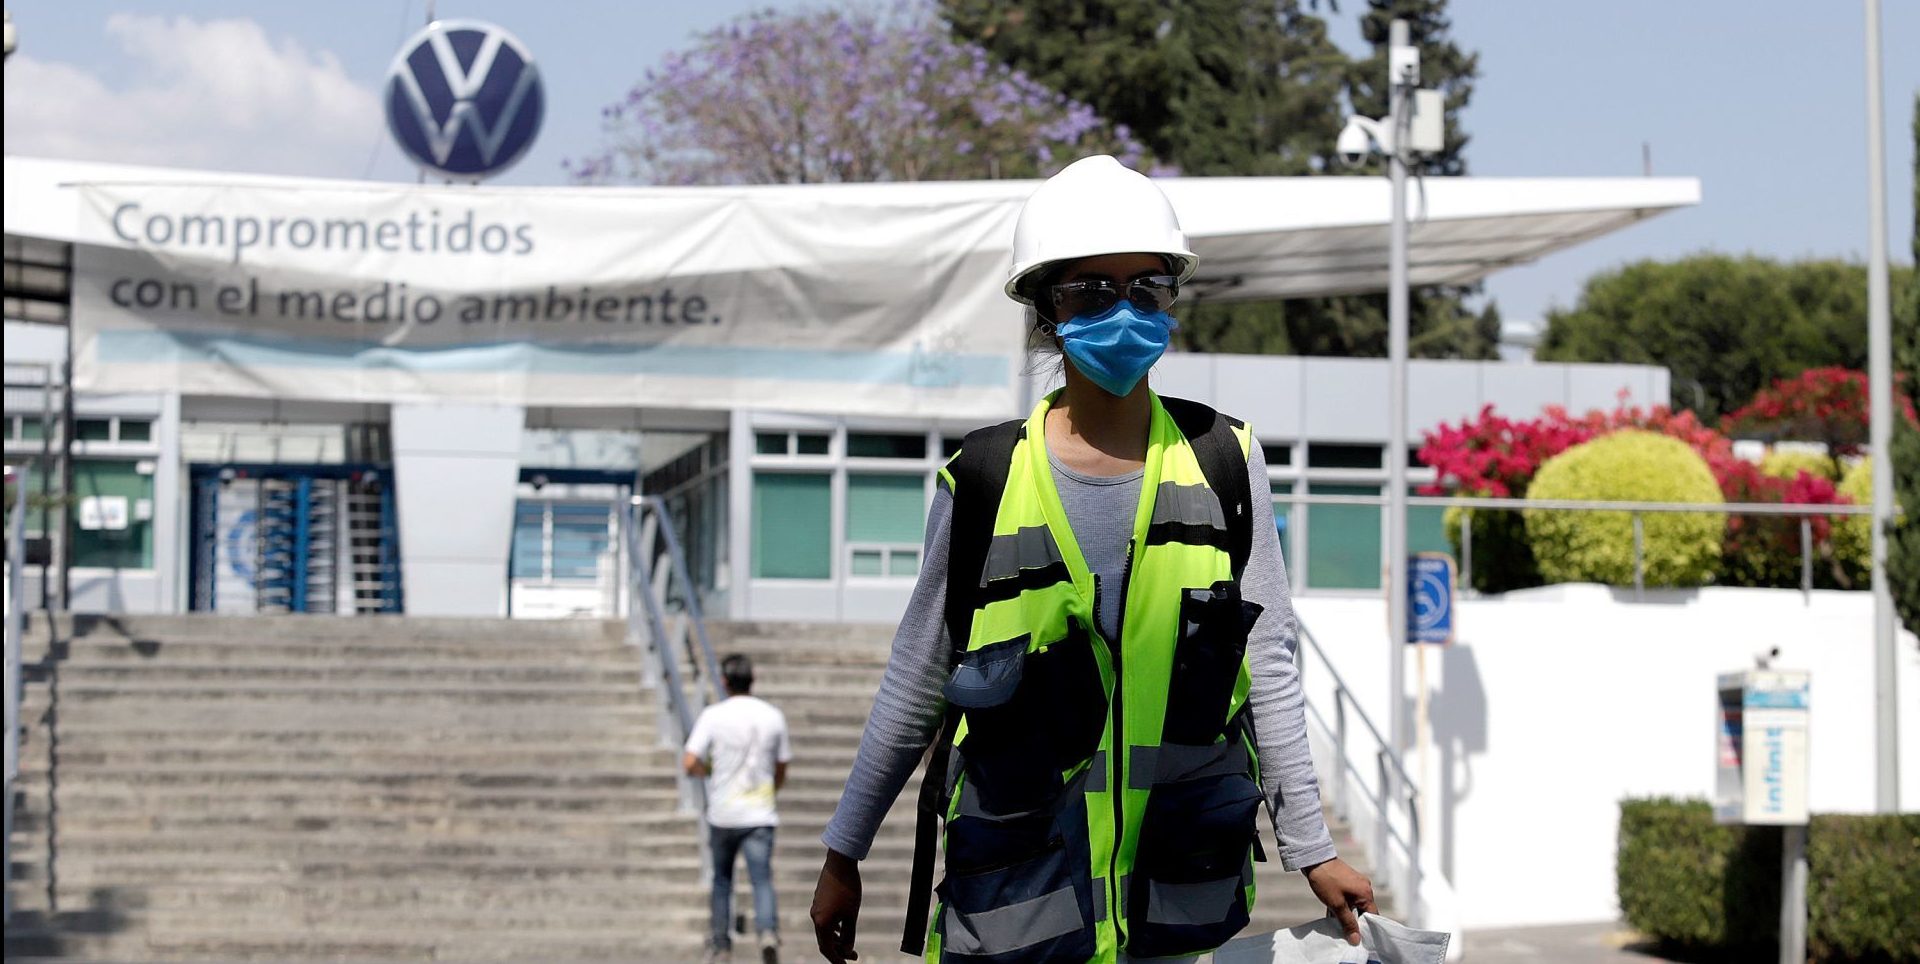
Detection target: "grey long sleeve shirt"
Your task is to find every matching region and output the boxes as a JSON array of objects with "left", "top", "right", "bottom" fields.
[{"left": 821, "top": 443, "right": 1337, "bottom": 871}]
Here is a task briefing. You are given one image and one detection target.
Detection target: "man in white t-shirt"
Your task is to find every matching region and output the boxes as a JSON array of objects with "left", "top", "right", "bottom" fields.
[{"left": 683, "top": 654, "right": 792, "bottom": 964}]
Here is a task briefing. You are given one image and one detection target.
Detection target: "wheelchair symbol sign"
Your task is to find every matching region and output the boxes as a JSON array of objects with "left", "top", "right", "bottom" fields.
[{"left": 1408, "top": 552, "right": 1455, "bottom": 645}]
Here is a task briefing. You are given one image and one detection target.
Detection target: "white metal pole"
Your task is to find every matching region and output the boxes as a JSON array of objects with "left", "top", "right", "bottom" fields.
[
  {"left": 1862, "top": 0, "right": 1899, "bottom": 813},
  {"left": 1780, "top": 824, "right": 1809, "bottom": 964},
  {"left": 1386, "top": 17, "right": 1412, "bottom": 782},
  {"left": 1384, "top": 19, "right": 1416, "bottom": 918}
]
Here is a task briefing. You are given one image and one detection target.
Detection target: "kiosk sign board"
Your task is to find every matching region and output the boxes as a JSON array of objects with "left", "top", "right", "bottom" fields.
[{"left": 1714, "top": 669, "right": 1810, "bottom": 826}]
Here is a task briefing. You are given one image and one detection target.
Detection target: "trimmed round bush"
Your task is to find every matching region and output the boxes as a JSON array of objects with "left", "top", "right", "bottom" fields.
[
  {"left": 1525, "top": 431, "right": 1726, "bottom": 586},
  {"left": 1832, "top": 456, "right": 1874, "bottom": 574},
  {"left": 1759, "top": 448, "right": 1838, "bottom": 482}
]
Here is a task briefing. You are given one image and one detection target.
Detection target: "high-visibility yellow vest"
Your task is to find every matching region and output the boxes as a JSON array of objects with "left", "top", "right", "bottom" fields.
[{"left": 927, "top": 391, "right": 1262, "bottom": 963}]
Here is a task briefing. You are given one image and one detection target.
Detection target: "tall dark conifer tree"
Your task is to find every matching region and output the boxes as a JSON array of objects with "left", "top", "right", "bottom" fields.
[{"left": 942, "top": 0, "right": 1500, "bottom": 359}]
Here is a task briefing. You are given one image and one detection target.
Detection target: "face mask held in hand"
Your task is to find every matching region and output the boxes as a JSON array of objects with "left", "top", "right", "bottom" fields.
[{"left": 1055, "top": 301, "right": 1179, "bottom": 397}]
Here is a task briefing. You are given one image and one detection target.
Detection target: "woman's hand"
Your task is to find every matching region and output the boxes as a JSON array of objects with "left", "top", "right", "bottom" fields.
[
  {"left": 810, "top": 848, "right": 863, "bottom": 962},
  {"left": 1303, "top": 857, "right": 1376, "bottom": 945}
]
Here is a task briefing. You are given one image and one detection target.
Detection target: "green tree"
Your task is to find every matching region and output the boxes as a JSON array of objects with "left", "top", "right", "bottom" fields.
[
  {"left": 944, "top": 0, "right": 1501, "bottom": 361},
  {"left": 1889, "top": 94, "right": 1920, "bottom": 640},
  {"left": 1345, "top": 0, "right": 1479, "bottom": 177},
  {"left": 939, "top": 0, "right": 1350, "bottom": 178},
  {"left": 1537, "top": 255, "right": 1917, "bottom": 421}
]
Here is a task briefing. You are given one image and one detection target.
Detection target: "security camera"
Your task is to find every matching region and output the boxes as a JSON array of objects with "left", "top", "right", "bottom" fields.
[
  {"left": 1336, "top": 120, "right": 1371, "bottom": 166},
  {"left": 1336, "top": 115, "right": 1389, "bottom": 167}
]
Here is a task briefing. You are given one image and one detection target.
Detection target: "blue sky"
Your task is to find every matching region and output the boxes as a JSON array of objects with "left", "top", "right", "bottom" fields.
[{"left": 3, "top": 0, "right": 1914, "bottom": 330}]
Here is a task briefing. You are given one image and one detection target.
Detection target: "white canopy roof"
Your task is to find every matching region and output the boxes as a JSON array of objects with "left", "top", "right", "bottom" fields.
[{"left": 5, "top": 155, "right": 1698, "bottom": 303}]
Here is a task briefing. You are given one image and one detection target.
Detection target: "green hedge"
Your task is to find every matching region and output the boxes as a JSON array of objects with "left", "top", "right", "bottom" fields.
[
  {"left": 1618, "top": 798, "right": 1920, "bottom": 962},
  {"left": 1443, "top": 505, "right": 1544, "bottom": 595},
  {"left": 1526, "top": 431, "right": 1726, "bottom": 586}
]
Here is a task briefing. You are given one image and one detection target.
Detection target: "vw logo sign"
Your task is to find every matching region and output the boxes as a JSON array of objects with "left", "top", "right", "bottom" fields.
[{"left": 384, "top": 20, "right": 544, "bottom": 181}]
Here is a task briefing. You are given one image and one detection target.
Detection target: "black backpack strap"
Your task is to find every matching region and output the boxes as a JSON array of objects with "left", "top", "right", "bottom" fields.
[
  {"left": 1161, "top": 395, "right": 1254, "bottom": 580},
  {"left": 901, "top": 417, "right": 1024, "bottom": 955}
]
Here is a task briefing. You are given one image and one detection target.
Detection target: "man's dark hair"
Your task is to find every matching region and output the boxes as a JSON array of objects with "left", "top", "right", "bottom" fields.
[{"left": 721, "top": 653, "right": 753, "bottom": 695}]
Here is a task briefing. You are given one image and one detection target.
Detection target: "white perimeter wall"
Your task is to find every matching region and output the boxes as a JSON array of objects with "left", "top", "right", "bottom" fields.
[{"left": 1291, "top": 584, "right": 1920, "bottom": 931}]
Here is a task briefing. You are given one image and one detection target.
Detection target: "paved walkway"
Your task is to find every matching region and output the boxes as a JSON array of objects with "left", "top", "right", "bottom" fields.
[{"left": 1468, "top": 922, "right": 1689, "bottom": 964}]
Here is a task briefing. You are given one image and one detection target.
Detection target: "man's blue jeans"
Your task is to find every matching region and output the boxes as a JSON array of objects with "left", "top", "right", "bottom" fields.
[{"left": 708, "top": 823, "right": 776, "bottom": 949}]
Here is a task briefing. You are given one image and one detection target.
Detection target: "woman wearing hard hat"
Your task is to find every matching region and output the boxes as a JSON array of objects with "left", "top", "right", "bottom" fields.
[{"left": 810, "top": 155, "right": 1373, "bottom": 964}]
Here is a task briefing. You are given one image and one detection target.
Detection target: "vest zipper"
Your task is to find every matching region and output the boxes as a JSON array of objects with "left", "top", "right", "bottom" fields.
[{"left": 1108, "top": 538, "right": 1137, "bottom": 947}]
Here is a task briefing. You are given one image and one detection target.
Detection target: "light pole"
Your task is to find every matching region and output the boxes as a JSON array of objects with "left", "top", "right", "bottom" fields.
[
  {"left": 1341, "top": 19, "right": 1427, "bottom": 783},
  {"left": 1337, "top": 15, "right": 1444, "bottom": 920},
  {"left": 1861, "top": 0, "right": 1899, "bottom": 813},
  {"left": 1384, "top": 19, "right": 1413, "bottom": 811}
]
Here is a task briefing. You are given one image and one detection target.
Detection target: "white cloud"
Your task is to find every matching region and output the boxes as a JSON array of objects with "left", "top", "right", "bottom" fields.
[{"left": 3, "top": 14, "right": 381, "bottom": 177}]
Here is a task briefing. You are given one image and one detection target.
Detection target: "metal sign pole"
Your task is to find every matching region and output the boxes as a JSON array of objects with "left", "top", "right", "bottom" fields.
[
  {"left": 1860, "top": 0, "right": 1899, "bottom": 816},
  {"left": 1385, "top": 12, "right": 1413, "bottom": 821},
  {"left": 1780, "top": 824, "right": 1808, "bottom": 964}
]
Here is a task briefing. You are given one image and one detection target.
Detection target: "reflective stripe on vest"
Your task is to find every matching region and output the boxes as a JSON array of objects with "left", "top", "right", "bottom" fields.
[{"left": 931, "top": 391, "right": 1258, "bottom": 963}]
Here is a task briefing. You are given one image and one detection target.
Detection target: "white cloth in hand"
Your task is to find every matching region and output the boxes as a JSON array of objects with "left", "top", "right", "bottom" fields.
[{"left": 1214, "top": 913, "right": 1450, "bottom": 964}]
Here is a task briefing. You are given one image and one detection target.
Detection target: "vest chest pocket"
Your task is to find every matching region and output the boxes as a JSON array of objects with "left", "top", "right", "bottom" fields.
[
  {"left": 1124, "top": 743, "right": 1264, "bottom": 958},
  {"left": 943, "top": 628, "right": 1106, "bottom": 817},
  {"left": 1163, "top": 581, "right": 1264, "bottom": 746}
]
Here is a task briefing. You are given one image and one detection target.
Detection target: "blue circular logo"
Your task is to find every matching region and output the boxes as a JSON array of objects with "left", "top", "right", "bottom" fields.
[{"left": 384, "top": 20, "right": 544, "bottom": 181}]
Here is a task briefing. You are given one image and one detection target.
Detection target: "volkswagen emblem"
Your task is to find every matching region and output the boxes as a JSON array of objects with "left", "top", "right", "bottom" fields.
[{"left": 384, "top": 20, "right": 544, "bottom": 181}]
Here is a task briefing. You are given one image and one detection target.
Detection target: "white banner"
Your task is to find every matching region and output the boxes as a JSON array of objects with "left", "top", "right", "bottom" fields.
[{"left": 69, "top": 182, "right": 1023, "bottom": 417}]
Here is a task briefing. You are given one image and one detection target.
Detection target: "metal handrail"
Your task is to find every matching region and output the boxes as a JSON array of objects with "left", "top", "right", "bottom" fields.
[
  {"left": 5, "top": 462, "right": 27, "bottom": 924},
  {"left": 1298, "top": 621, "right": 1416, "bottom": 795},
  {"left": 1295, "top": 618, "right": 1431, "bottom": 925},
  {"left": 639, "top": 495, "right": 724, "bottom": 704},
  {"left": 625, "top": 507, "right": 695, "bottom": 740},
  {"left": 1275, "top": 491, "right": 1886, "bottom": 598},
  {"left": 1277, "top": 492, "right": 1878, "bottom": 516}
]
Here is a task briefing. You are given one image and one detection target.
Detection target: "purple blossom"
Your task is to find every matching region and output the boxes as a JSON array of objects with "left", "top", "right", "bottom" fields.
[{"left": 566, "top": 0, "right": 1154, "bottom": 185}]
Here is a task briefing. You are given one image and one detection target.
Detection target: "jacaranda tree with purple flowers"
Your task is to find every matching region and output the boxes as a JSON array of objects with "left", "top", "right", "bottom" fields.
[{"left": 567, "top": 4, "right": 1154, "bottom": 185}]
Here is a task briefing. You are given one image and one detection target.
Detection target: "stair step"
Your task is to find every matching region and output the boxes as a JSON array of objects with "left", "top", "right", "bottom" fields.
[
  {"left": 56, "top": 661, "right": 646, "bottom": 685},
  {"left": 10, "top": 613, "right": 1394, "bottom": 961}
]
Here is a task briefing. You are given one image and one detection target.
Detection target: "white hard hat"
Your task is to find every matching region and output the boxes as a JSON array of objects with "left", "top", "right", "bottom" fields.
[{"left": 1005, "top": 155, "right": 1198, "bottom": 306}]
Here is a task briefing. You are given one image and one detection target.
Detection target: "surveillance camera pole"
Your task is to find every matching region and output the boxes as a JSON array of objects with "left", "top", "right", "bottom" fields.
[
  {"left": 1862, "top": 0, "right": 1899, "bottom": 814},
  {"left": 1384, "top": 16, "right": 1416, "bottom": 916}
]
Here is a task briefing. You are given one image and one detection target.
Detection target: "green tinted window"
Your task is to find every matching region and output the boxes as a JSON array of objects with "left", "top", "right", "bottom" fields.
[
  {"left": 751, "top": 472, "right": 831, "bottom": 578},
  {"left": 755, "top": 432, "right": 787, "bottom": 455},
  {"left": 795, "top": 434, "right": 830, "bottom": 455},
  {"left": 70, "top": 459, "right": 154, "bottom": 569},
  {"left": 1409, "top": 489, "right": 1451, "bottom": 559},
  {"left": 1307, "top": 483, "right": 1380, "bottom": 590},
  {"left": 119, "top": 419, "right": 154, "bottom": 442},
  {"left": 847, "top": 473, "right": 926, "bottom": 545},
  {"left": 77, "top": 418, "right": 112, "bottom": 442}
]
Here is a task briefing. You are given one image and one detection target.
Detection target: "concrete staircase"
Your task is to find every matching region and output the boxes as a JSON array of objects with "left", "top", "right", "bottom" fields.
[
  {"left": 4, "top": 614, "right": 1381, "bottom": 962},
  {"left": 5, "top": 613, "right": 708, "bottom": 961},
  {"left": 708, "top": 621, "right": 1387, "bottom": 952}
]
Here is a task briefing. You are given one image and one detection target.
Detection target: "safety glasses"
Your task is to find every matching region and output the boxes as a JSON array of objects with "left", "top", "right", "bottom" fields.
[{"left": 1048, "top": 274, "right": 1179, "bottom": 318}]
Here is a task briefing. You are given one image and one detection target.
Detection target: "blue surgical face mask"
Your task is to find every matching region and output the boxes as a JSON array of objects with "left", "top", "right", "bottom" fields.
[{"left": 1054, "top": 302, "right": 1178, "bottom": 398}]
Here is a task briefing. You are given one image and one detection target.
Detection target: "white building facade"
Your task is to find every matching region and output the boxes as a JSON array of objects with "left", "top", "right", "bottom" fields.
[{"left": 3, "top": 155, "right": 1695, "bottom": 623}]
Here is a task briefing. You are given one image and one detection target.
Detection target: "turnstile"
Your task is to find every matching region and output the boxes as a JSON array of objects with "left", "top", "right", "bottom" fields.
[{"left": 190, "top": 464, "right": 402, "bottom": 614}]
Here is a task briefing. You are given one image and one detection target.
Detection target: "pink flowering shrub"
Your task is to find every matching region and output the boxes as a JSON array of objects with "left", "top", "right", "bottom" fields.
[{"left": 1420, "top": 391, "right": 1863, "bottom": 591}]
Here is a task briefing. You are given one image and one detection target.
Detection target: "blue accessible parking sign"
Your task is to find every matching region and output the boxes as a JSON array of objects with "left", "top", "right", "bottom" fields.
[{"left": 1408, "top": 552, "right": 1455, "bottom": 644}]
